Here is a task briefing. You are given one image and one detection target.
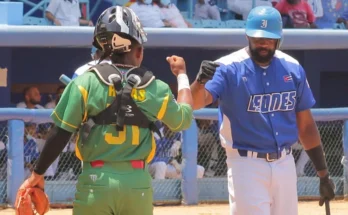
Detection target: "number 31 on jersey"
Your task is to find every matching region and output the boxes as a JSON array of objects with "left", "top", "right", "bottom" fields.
[{"left": 105, "top": 126, "right": 140, "bottom": 145}]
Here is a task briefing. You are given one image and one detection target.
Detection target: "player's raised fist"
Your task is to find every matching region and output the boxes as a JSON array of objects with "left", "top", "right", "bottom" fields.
[
  {"left": 166, "top": 55, "right": 186, "bottom": 76},
  {"left": 196, "top": 60, "right": 220, "bottom": 85}
]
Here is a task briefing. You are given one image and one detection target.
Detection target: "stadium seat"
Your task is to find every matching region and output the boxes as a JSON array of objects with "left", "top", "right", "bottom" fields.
[
  {"left": 216, "top": 21, "right": 227, "bottom": 28},
  {"left": 201, "top": 20, "right": 226, "bottom": 28},
  {"left": 23, "top": 16, "right": 49, "bottom": 26},
  {"left": 225, "top": 19, "right": 247, "bottom": 28},
  {"left": 186, "top": 19, "right": 202, "bottom": 28},
  {"left": 181, "top": 11, "right": 189, "bottom": 19},
  {"left": 333, "top": 23, "right": 347, "bottom": 29}
]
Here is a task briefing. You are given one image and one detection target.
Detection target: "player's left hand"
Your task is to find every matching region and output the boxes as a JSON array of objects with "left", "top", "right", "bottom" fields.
[
  {"left": 170, "top": 140, "right": 181, "bottom": 157},
  {"left": 319, "top": 174, "right": 335, "bottom": 206},
  {"left": 19, "top": 171, "right": 45, "bottom": 190},
  {"left": 88, "top": 20, "right": 94, "bottom": 26}
]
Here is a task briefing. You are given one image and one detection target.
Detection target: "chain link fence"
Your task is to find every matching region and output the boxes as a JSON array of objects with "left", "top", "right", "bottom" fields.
[
  {"left": 149, "top": 123, "right": 183, "bottom": 204},
  {"left": 23, "top": 122, "right": 80, "bottom": 204},
  {"left": 0, "top": 121, "right": 8, "bottom": 206},
  {"left": 1, "top": 118, "right": 345, "bottom": 206},
  {"left": 195, "top": 119, "right": 345, "bottom": 201}
]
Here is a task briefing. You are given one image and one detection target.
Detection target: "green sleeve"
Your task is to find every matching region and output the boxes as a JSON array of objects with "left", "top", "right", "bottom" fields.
[
  {"left": 51, "top": 81, "right": 86, "bottom": 133},
  {"left": 135, "top": 80, "right": 193, "bottom": 132}
]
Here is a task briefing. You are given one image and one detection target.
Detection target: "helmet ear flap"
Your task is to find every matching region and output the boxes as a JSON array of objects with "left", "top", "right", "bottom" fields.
[{"left": 277, "top": 38, "right": 283, "bottom": 49}]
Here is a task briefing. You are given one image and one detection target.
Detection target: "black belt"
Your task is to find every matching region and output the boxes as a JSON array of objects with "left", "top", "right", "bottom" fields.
[{"left": 237, "top": 147, "right": 292, "bottom": 162}]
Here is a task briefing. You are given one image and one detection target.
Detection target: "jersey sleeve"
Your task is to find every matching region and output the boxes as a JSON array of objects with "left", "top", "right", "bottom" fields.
[
  {"left": 46, "top": 0, "right": 59, "bottom": 15},
  {"left": 135, "top": 80, "right": 193, "bottom": 132},
  {"left": 51, "top": 80, "right": 86, "bottom": 133},
  {"left": 296, "top": 65, "right": 316, "bottom": 112},
  {"left": 205, "top": 65, "right": 227, "bottom": 103}
]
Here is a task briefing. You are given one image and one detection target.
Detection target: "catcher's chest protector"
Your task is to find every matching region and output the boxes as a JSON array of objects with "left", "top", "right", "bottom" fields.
[{"left": 81, "top": 63, "right": 161, "bottom": 140}]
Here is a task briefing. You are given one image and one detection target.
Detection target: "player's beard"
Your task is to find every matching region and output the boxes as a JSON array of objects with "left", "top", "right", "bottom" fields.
[
  {"left": 249, "top": 43, "right": 275, "bottom": 65},
  {"left": 29, "top": 99, "right": 40, "bottom": 105}
]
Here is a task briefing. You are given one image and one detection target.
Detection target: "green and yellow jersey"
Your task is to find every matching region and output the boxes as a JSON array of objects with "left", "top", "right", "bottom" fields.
[{"left": 51, "top": 69, "right": 193, "bottom": 163}]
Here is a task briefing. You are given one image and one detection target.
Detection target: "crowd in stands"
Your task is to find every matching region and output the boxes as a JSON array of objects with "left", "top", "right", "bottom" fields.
[{"left": 36, "top": 0, "right": 348, "bottom": 29}]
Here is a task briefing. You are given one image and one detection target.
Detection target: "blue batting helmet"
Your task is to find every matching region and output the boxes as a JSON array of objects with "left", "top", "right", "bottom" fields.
[
  {"left": 91, "top": 45, "right": 98, "bottom": 56},
  {"left": 245, "top": 6, "right": 283, "bottom": 39}
]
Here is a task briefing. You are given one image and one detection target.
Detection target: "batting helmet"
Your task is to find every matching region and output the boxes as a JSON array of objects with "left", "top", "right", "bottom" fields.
[
  {"left": 92, "top": 6, "right": 147, "bottom": 54},
  {"left": 245, "top": 6, "right": 283, "bottom": 40}
]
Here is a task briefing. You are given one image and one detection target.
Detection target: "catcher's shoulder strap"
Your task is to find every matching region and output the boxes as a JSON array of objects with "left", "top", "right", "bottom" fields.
[
  {"left": 89, "top": 63, "right": 155, "bottom": 89},
  {"left": 82, "top": 64, "right": 161, "bottom": 139},
  {"left": 89, "top": 63, "right": 123, "bottom": 86},
  {"left": 124, "top": 66, "right": 156, "bottom": 89}
]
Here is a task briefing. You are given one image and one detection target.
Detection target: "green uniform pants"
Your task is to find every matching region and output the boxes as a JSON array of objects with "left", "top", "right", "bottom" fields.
[{"left": 73, "top": 161, "right": 153, "bottom": 215}]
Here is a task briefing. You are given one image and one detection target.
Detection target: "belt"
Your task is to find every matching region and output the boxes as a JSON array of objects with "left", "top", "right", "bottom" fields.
[
  {"left": 90, "top": 160, "right": 145, "bottom": 169},
  {"left": 237, "top": 147, "right": 292, "bottom": 162}
]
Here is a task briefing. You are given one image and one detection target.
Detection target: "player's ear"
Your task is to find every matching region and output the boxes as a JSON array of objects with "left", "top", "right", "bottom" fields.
[
  {"left": 135, "top": 46, "right": 143, "bottom": 58},
  {"left": 133, "top": 45, "right": 144, "bottom": 66}
]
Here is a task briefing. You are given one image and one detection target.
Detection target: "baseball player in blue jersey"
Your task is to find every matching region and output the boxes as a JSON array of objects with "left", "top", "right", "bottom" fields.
[
  {"left": 72, "top": 46, "right": 111, "bottom": 79},
  {"left": 149, "top": 122, "right": 205, "bottom": 179},
  {"left": 191, "top": 6, "right": 335, "bottom": 215}
]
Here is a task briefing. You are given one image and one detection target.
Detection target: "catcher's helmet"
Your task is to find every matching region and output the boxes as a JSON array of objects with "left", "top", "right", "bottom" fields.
[
  {"left": 93, "top": 6, "right": 147, "bottom": 54},
  {"left": 245, "top": 6, "right": 282, "bottom": 40}
]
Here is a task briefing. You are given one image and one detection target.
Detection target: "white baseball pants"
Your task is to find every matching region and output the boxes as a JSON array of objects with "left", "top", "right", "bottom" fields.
[
  {"left": 226, "top": 148, "right": 298, "bottom": 215},
  {"left": 148, "top": 161, "right": 205, "bottom": 179}
]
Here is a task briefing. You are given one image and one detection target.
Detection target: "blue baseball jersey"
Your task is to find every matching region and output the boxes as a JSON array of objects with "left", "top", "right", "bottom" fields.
[
  {"left": 72, "top": 59, "right": 112, "bottom": 79},
  {"left": 151, "top": 132, "right": 181, "bottom": 164},
  {"left": 24, "top": 139, "right": 39, "bottom": 164},
  {"left": 205, "top": 48, "right": 315, "bottom": 153}
]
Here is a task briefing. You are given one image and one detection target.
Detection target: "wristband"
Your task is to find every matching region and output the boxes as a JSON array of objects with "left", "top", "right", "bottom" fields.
[
  {"left": 177, "top": 74, "right": 190, "bottom": 91},
  {"left": 305, "top": 145, "right": 328, "bottom": 172}
]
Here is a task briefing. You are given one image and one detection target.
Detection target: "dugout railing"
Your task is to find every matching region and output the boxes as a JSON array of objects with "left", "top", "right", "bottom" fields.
[{"left": 0, "top": 108, "right": 347, "bottom": 207}]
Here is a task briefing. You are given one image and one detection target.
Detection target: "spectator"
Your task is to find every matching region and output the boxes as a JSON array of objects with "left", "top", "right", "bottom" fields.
[
  {"left": 17, "top": 86, "right": 44, "bottom": 109},
  {"left": 227, "top": 0, "right": 272, "bottom": 20},
  {"left": 275, "top": 0, "right": 317, "bottom": 28},
  {"left": 153, "top": 0, "right": 192, "bottom": 28},
  {"left": 24, "top": 123, "right": 40, "bottom": 179},
  {"left": 45, "top": 85, "right": 65, "bottom": 109},
  {"left": 54, "top": 134, "right": 81, "bottom": 180},
  {"left": 17, "top": 86, "right": 60, "bottom": 180},
  {"left": 72, "top": 46, "right": 111, "bottom": 79},
  {"left": 194, "top": 0, "right": 221, "bottom": 21},
  {"left": 45, "top": 0, "right": 93, "bottom": 26},
  {"left": 129, "top": 0, "right": 173, "bottom": 27},
  {"left": 337, "top": 9, "right": 348, "bottom": 29},
  {"left": 44, "top": 86, "right": 65, "bottom": 180},
  {"left": 35, "top": 124, "right": 60, "bottom": 180},
  {"left": 196, "top": 119, "right": 220, "bottom": 176},
  {"left": 148, "top": 123, "right": 205, "bottom": 179}
]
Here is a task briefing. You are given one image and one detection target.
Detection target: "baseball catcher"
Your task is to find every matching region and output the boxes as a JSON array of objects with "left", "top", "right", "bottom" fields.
[{"left": 16, "top": 5, "right": 193, "bottom": 215}]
